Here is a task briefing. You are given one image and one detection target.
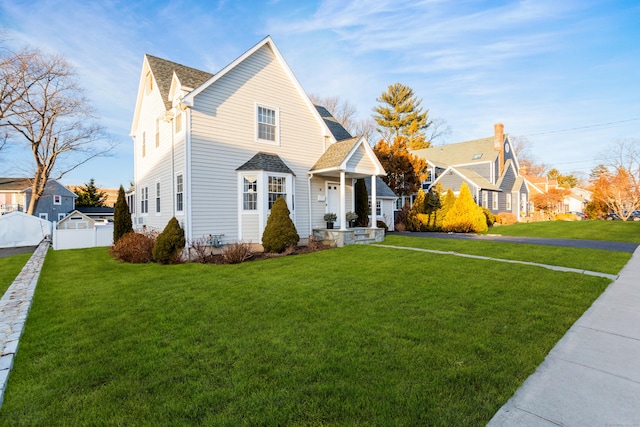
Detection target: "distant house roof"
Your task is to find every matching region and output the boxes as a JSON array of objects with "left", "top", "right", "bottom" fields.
[
  {"left": 76, "top": 206, "right": 115, "bottom": 215},
  {"left": 23, "top": 180, "right": 77, "bottom": 198},
  {"left": 364, "top": 176, "right": 397, "bottom": 199},
  {"left": 0, "top": 177, "right": 31, "bottom": 192},
  {"left": 314, "top": 105, "right": 353, "bottom": 141},
  {"left": 413, "top": 137, "right": 499, "bottom": 166},
  {"left": 145, "top": 54, "right": 214, "bottom": 110},
  {"left": 236, "top": 152, "right": 295, "bottom": 175}
]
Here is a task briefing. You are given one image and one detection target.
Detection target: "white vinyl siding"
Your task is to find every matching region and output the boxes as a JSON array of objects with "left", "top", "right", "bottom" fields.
[{"left": 188, "top": 44, "right": 326, "bottom": 241}]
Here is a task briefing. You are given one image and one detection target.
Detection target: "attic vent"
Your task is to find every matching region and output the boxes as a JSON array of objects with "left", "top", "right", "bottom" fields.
[{"left": 472, "top": 153, "right": 483, "bottom": 160}]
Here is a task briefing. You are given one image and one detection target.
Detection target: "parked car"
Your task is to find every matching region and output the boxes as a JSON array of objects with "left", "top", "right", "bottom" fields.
[
  {"left": 569, "top": 211, "right": 587, "bottom": 220},
  {"left": 606, "top": 212, "right": 620, "bottom": 220},
  {"left": 606, "top": 211, "right": 640, "bottom": 221}
]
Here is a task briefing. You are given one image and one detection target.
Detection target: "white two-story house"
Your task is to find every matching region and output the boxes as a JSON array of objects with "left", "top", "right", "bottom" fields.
[{"left": 130, "top": 36, "right": 388, "bottom": 247}]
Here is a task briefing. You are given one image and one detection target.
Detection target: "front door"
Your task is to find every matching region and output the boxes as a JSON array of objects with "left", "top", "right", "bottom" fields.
[{"left": 326, "top": 182, "right": 340, "bottom": 227}]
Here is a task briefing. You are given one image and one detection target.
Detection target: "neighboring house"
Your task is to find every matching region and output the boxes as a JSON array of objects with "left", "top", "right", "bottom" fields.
[
  {"left": 412, "top": 124, "right": 531, "bottom": 219},
  {"left": 564, "top": 187, "right": 590, "bottom": 213},
  {"left": 0, "top": 177, "right": 76, "bottom": 221},
  {"left": 130, "top": 36, "right": 386, "bottom": 246},
  {"left": 75, "top": 206, "right": 115, "bottom": 223},
  {"left": 57, "top": 210, "right": 96, "bottom": 229},
  {"left": 67, "top": 185, "right": 119, "bottom": 207}
]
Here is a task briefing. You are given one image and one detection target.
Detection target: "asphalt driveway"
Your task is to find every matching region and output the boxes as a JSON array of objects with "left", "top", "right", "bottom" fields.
[
  {"left": 0, "top": 246, "right": 38, "bottom": 258},
  {"left": 397, "top": 232, "right": 639, "bottom": 253}
]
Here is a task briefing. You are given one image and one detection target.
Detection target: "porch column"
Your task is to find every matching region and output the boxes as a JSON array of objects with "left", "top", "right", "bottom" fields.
[
  {"left": 340, "top": 171, "right": 347, "bottom": 231},
  {"left": 370, "top": 175, "right": 377, "bottom": 229}
]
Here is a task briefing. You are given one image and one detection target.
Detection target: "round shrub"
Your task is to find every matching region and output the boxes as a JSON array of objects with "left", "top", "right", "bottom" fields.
[
  {"left": 262, "top": 197, "right": 299, "bottom": 253},
  {"left": 153, "top": 217, "right": 186, "bottom": 264},
  {"left": 109, "top": 231, "right": 155, "bottom": 263}
]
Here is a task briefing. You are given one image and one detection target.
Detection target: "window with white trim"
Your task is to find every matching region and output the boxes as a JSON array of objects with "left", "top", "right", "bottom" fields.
[
  {"left": 140, "top": 186, "right": 148, "bottom": 214},
  {"left": 268, "top": 176, "right": 286, "bottom": 209},
  {"left": 482, "top": 191, "right": 488, "bottom": 208},
  {"left": 155, "top": 182, "right": 161, "bottom": 214},
  {"left": 53, "top": 195, "right": 61, "bottom": 205},
  {"left": 257, "top": 105, "right": 277, "bottom": 143},
  {"left": 368, "top": 200, "right": 382, "bottom": 216},
  {"left": 58, "top": 213, "right": 66, "bottom": 221},
  {"left": 243, "top": 176, "right": 257, "bottom": 211},
  {"left": 39, "top": 213, "right": 48, "bottom": 221},
  {"left": 492, "top": 192, "right": 498, "bottom": 210},
  {"left": 506, "top": 193, "right": 512, "bottom": 210},
  {"left": 176, "top": 174, "right": 184, "bottom": 213}
]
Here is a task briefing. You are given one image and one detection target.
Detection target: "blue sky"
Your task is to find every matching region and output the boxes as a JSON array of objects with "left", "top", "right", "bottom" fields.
[{"left": 1, "top": 0, "right": 639, "bottom": 189}]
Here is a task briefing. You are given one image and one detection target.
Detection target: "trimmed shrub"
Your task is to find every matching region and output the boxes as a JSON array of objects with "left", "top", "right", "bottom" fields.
[
  {"left": 153, "top": 217, "right": 186, "bottom": 264},
  {"left": 109, "top": 231, "right": 155, "bottom": 263},
  {"left": 261, "top": 197, "right": 300, "bottom": 253},
  {"left": 436, "top": 188, "right": 456, "bottom": 229},
  {"left": 113, "top": 185, "right": 133, "bottom": 243},
  {"left": 496, "top": 212, "right": 518, "bottom": 225},
  {"left": 442, "top": 183, "right": 488, "bottom": 233}
]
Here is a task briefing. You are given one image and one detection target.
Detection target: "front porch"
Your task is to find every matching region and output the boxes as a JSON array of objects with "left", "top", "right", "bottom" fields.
[{"left": 313, "top": 227, "right": 385, "bottom": 247}]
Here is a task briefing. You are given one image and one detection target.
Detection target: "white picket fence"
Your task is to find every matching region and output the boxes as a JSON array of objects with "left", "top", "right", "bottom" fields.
[{"left": 52, "top": 225, "right": 113, "bottom": 250}]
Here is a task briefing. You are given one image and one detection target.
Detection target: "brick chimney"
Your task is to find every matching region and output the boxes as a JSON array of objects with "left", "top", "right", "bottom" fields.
[{"left": 494, "top": 123, "right": 504, "bottom": 177}]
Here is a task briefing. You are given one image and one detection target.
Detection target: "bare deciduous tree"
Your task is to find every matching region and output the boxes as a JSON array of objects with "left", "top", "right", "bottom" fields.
[
  {"left": 0, "top": 47, "right": 115, "bottom": 214},
  {"left": 511, "top": 135, "right": 546, "bottom": 177}
]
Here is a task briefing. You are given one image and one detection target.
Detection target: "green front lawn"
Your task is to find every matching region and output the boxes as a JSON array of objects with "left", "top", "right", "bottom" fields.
[
  {"left": 1, "top": 244, "right": 611, "bottom": 425},
  {"left": 487, "top": 220, "right": 640, "bottom": 243},
  {"left": 381, "top": 235, "right": 631, "bottom": 275},
  {"left": 0, "top": 253, "right": 32, "bottom": 295}
]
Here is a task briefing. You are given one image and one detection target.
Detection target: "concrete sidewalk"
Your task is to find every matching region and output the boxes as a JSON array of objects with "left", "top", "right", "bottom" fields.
[{"left": 488, "top": 246, "right": 640, "bottom": 426}]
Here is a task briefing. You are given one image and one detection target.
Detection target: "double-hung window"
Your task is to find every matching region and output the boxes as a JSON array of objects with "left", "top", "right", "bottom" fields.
[
  {"left": 268, "top": 176, "right": 286, "bottom": 209},
  {"left": 53, "top": 195, "right": 61, "bottom": 205},
  {"left": 492, "top": 192, "right": 498, "bottom": 210},
  {"left": 140, "top": 186, "right": 148, "bottom": 214},
  {"left": 482, "top": 191, "right": 488, "bottom": 208},
  {"left": 506, "top": 193, "right": 512, "bottom": 210},
  {"left": 176, "top": 174, "right": 184, "bottom": 213},
  {"left": 243, "top": 176, "right": 257, "bottom": 210},
  {"left": 257, "top": 105, "right": 277, "bottom": 143},
  {"left": 155, "top": 182, "right": 161, "bottom": 214}
]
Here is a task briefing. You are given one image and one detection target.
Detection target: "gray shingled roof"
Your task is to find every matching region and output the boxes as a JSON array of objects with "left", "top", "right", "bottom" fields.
[
  {"left": 310, "top": 137, "right": 360, "bottom": 171},
  {"left": 364, "top": 176, "right": 397, "bottom": 199},
  {"left": 236, "top": 152, "right": 295, "bottom": 175},
  {"left": 145, "top": 54, "right": 214, "bottom": 110},
  {"left": 0, "top": 177, "right": 31, "bottom": 191},
  {"left": 314, "top": 105, "right": 353, "bottom": 141},
  {"left": 413, "top": 137, "right": 500, "bottom": 166}
]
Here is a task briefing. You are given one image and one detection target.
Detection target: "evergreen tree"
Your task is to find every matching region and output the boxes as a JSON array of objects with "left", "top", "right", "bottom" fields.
[
  {"left": 113, "top": 185, "right": 132, "bottom": 243},
  {"left": 354, "top": 178, "right": 369, "bottom": 227},
  {"left": 442, "top": 183, "right": 488, "bottom": 233},
  {"left": 407, "top": 188, "right": 426, "bottom": 231},
  {"left": 424, "top": 184, "right": 442, "bottom": 230},
  {"left": 435, "top": 188, "right": 456, "bottom": 230},
  {"left": 261, "top": 197, "right": 300, "bottom": 253},
  {"left": 74, "top": 178, "right": 107, "bottom": 207},
  {"left": 373, "top": 83, "right": 432, "bottom": 149}
]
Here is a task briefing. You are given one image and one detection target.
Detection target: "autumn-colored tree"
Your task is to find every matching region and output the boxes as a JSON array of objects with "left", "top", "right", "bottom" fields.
[
  {"left": 435, "top": 188, "right": 456, "bottom": 229},
  {"left": 547, "top": 168, "right": 578, "bottom": 189},
  {"left": 531, "top": 188, "right": 570, "bottom": 219},
  {"left": 591, "top": 168, "right": 640, "bottom": 221},
  {"left": 373, "top": 136, "right": 427, "bottom": 197},
  {"left": 442, "top": 183, "right": 488, "bottom": 233},
  {"left": 373, "top": 83, "right": 432, "bottom": 149}
]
